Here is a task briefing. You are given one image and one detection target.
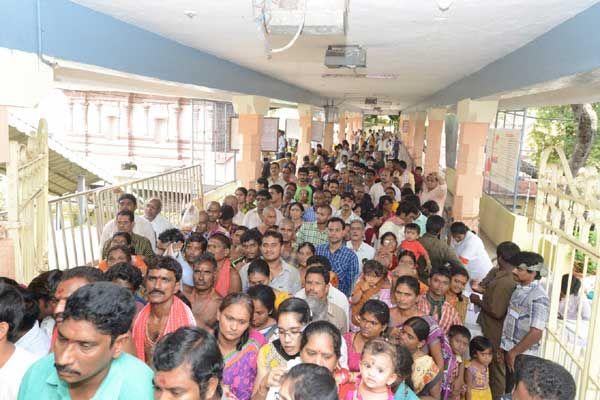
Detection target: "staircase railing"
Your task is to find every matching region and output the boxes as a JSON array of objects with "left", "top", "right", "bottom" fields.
[{"left": 48, "top": 164, "right": 204, "bottom": 270}]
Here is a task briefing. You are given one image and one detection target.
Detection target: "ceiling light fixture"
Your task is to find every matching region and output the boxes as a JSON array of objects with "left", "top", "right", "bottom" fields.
[{"left": 437, "top": 0, "right": 453, "bottom": 12}]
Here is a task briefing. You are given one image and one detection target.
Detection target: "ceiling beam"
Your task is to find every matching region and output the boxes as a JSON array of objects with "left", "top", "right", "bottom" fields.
[
  {"left": 407, "top": 2, "right": 600, "bottom": 111},
  {"left": 0, "top": 0, "right": 324, "bottom": 107}
]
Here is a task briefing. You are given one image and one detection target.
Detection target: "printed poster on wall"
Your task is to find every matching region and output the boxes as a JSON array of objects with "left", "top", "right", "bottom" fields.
[
  {"left": 285, "top": 119, "right": 300, "bottom": 140},
  {"left": 485, "top": 128, "right": 521, "bottom": 193},
  {"left": 311, "top": 121, "right": 324, "bottom": 142}
]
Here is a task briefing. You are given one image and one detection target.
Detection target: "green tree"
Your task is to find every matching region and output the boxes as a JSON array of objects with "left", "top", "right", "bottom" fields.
[{"left": 529, "top": 104, "right": 600, "bottom": 170}]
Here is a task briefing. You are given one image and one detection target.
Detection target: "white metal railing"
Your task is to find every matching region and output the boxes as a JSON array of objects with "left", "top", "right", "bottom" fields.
[
  {"left": 48, "top": 164, "right": 204, "bottom": 270},
  {"left": 4, "top": 118, "right": 49, "bottom": 283},
  {"left": 532, "top": 147, "right": 600, "bottom": 399}
]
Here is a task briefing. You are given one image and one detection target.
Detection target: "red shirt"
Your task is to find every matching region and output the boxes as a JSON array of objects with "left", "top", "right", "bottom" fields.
[{"left": 400, "top": 239, "right": 428, "bottom": 262}]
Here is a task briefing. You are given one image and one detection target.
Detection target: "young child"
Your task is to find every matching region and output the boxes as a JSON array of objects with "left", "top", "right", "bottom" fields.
[
  {"left": 394, "top": 345, "right": 419, "bottom": 400},
  {"left": 446, "top": 325, "right": 472, "bottom": 400},
  {"left": 343, "top": 338, "right": 398, "bottom": 400},
  {"left": 466, "top": 336, "right": 493, "bottom": 400},
  {"left": 351, "top": 260, "right": 393, "bottom": 327},
  {"left": 400, "top": 223, "right": 431, "bottom": 269}
]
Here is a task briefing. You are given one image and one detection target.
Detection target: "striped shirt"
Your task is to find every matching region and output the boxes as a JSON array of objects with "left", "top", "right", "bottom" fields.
[
  {"left": 416, "top": 294, "right": 462, "bottom": 334},
  {"left": 315, "top": 243, "right": 359, "bottom": 297}
]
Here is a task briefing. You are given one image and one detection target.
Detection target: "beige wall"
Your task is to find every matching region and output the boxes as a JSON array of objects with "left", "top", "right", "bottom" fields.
[{"left": 445, "top": 167, "right": 531, "bottom": 249}]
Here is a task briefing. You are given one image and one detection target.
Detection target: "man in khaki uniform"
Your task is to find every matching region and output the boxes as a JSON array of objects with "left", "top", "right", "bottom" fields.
[{"left": 470, "top": 241, "right": 520, "bottom": 400}]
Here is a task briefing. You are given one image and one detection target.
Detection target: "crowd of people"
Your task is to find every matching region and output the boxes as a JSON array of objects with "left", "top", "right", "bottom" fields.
[{"left": 0, "top": 129, "right": 579, "bottom": 400}]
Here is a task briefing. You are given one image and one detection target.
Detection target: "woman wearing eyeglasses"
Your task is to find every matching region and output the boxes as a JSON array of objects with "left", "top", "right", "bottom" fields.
[
  {"left": 419, "top": 172, "right": 447, "bottom": 216},
  {"left": 252, "top": 298, "right": 311, "bottom": 400}
]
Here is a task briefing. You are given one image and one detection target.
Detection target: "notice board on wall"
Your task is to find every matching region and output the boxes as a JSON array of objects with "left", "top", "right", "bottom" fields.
[
  {"left": 311, "top": 121, "right": 324, "bottom": 142},
  {"left": 285, "top": 119, "right": 300, "bottom": 140},
  {"left": 229, "top": 117, "right": 280, "bottom": 151},
  {"left": 485, "top": 128, "right": 521, "bottom": 192}
]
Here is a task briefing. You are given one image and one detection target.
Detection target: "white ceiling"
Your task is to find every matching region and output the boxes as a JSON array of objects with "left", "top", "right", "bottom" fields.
[{"left": 71, "top": 0, "right": 599, "bottom": 112}]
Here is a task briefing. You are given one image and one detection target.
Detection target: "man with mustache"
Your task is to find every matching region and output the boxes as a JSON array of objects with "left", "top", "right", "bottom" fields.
[
  {"left": 304, "top": 266, "right": 348, "bottom": 334},
  {"left": 132, "top": 256, "right": 196, "bottom": 365},
  {"left": 18, "top": 282, "right": 153, "bottom": 399},
  {"left": 182, "top": 254, "right": 223, "bottom": 333}
]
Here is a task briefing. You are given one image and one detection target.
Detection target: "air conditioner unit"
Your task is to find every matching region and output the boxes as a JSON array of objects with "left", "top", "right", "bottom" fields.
[
  {"left": 325, "top": 45, "right": 367, "bottom": 69},
  {"left": 268, "top": 0, "right": 348, "bottom": 35}
]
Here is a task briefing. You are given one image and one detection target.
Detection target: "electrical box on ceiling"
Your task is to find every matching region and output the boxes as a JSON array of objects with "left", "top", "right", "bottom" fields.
[
  {"left": 325, "top": 45, "right": 367, "bottom": 69},
  {"left": 268, "top": 0, "right": 348, "bottom": 35}
]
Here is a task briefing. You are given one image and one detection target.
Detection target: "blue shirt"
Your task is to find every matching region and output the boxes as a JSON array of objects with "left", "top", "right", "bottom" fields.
[
  {"left": 18, "top": 353, "right": 154, "bottom": 400},
  {"left": 303, "top": 206, "right": 317, "bottom": 222},
  {"left": 316, "top": 243, "right": 359, "bottom": 297},
  {"left": 394, "top": 382, "right": 419, "bottom": 400}
]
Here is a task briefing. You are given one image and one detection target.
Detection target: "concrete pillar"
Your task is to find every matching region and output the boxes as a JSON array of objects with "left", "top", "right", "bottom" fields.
[
  {"left": 413, "top": 112, "right": 427, "bottom": 167},
  {"left": 452, "top": 99, "right": 498, "bottom": 230},
  {"left": 406, "top": 113, "right": 416, "bottom": 158},
  {"left": 424, "top": 108, "right": 446, "bottom": 174},
  {"left": 297, "top": 104, "right": 313, "bottom": 166},
  {"left": 324, "top": 122, "right": 334, "bottom": 152},
  {"left": 399, "top": 114, "right": 409, "bottom": 146},
  {"left": 233, "top": 95, "right": 270, "bottom": 188},
  {"left": 338, "top": 113, "right": 346, "bottom": 143},
  {"left": 0, "top": 106, "right": 8, "bottom": 163}
]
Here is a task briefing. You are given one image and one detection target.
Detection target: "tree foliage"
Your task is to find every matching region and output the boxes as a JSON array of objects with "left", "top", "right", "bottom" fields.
[{"left": 529, "top": 104, "right": 600, "bottom": 169}]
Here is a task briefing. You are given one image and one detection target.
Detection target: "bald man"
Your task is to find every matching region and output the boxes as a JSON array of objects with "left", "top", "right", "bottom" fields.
[{"left": 144, "top": 198, "right": 175, "bottom": 236}]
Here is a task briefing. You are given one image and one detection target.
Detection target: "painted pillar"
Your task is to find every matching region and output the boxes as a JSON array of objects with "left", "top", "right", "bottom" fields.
[
  {"left": 233, "top": 95, "right": 270, "bottom": 188},
  {"left": 424, "top": 108, "right": 446, "bottom": 174},
  {"left": 413, "top": 112, "right": 427, "bottom": 167},
  {"left": 338, "top": 113, "right": 346, "bottom": 143},
  {"left": 324, "top": 122, "right": 334, "bottom": 152},
  {"left": 406, "top": 112, "right": 416, "bottom": 159},
  {"left": 399, "top": 114, "right": 409, "bottom": 145},
  {"left": 452, "top": 99, "right": 498, "bottom": 230},
  {"left": 297, "top": 104, "right": 313, "bottom": 166}
]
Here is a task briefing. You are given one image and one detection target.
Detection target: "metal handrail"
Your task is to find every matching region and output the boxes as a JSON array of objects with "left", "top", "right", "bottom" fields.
[{"left": 48, "top": 164, "right": 204, "bottom": 270}]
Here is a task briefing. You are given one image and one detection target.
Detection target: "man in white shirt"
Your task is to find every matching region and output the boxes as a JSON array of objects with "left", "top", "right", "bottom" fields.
[
  {"left": 346, "top": 220, "right": 375, "bottom": 274},
  {"left": 99, "top": 193, "right": 157, "bottom": 251},
  {"left": 0, "top": 283, "right": 38, "bottom": 399},
  {"left": 143, "top": 198, "right": 175, "bottom": 237},
  {"left": 268, "top": 162, "right": 287, "bottom": 187},
  {"left": 242, "top": 189, "right": 283, "bottom": 229},
  {"left": 450, "top": 222, "right": 493, "bottom": 289},
  {"left": 369, "top": 169, "right": 401, "bottom": 204},
  {"left": 223, "top": 195, "right": 245, "bottom": 226},
  {"left": 295, "top": 255, "right": 350, "bottom": 328}
]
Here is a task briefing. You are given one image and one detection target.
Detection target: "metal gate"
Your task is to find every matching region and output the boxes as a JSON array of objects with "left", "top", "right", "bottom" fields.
[
  {"left": 5, "top": 119, "right": 49, "bottom": 283},
  {"left": 532, "top": 146, "right": 600, "bottom": 399}
]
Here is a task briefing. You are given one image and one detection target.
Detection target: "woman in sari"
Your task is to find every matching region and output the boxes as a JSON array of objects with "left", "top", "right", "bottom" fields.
[
  {"left": 217, "top": 293, "right": 260, "bottom": 400},
  {"left": 252, "top": 298, "right": 311, "bottom": 400},
  {"left": 377, "top": 195, "right": 395, "bottom": 222},
  {"left": 419, "top": 172, "right": 447, "bottom": 216},
  {"left": 389, "top": 276, "right": 455, "bottom": 400},
  {"left": 296, "top": 242, "right": 315, "bottom": 287},
  {"left": 288, "top": 203, "right": 305, "bottom": 233},
  {"left": 399, "top": 317, "right": 442, "bottom": 400},
  {"left": 376, "top": 232, "right": 399, "bottom": 271},
  {"left": 300, "top": 320, "right": 352, "bottom": 396},
  {"left": 343, "top": 299, "right": 389, "bottom": 375},
  {"left": 208, "top": 233, "right": 242, "bottom": 296},
  {"left": 248, "top": 284, "right": 278, "bottom": 343}
]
